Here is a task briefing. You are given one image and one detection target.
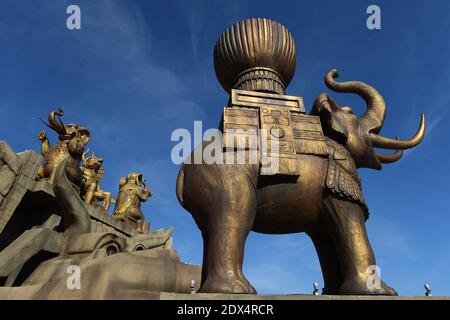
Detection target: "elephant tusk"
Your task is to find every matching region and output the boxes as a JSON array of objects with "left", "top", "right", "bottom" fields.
[
  {"left": 82, "top": 148, "right": 90, "bottom": 163},
  {"left": 370, "top": 113, "right": 425, "bottom": 150},
  {"left": 376, "top": 150, "right": 403, "bottom": 163},
  {"left": 375, "top": 137, "right": 403, "bottom": 163}
]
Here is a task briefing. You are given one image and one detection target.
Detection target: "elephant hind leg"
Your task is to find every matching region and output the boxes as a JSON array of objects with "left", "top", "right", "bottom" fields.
[
  {"left": 322, "top": 196, "right": 397, "bottom": 296},
  {"left": 197, "top": 180, "right": 257, "bottom": 294},
  {"left": 308, "top": 232, "right": 343, "bottom": 295},
  {"left": 200, "top": 223, "right": 256, "bottom": 294}
]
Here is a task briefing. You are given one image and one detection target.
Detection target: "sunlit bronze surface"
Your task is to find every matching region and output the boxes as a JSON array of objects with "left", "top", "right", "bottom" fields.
[
  {"left": 176, "top": 18, "right": 425, "bottom": 295},
  {"left": 214, "top": 18, "right": 296, "bottom": 95},
  {"left": 36, "top": 108, "right": 90, "bottom": 188},
  {"left": 81, "top": 150, "right": 113, "bottom": 211},
  {"left": 113, "top": 173, "right": 153, "bottom": 232}
]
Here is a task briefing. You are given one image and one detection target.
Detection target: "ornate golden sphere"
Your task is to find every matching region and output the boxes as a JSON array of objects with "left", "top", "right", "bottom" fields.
[{"left": 214, "top": 18, "right": 297, "bottom": 95}]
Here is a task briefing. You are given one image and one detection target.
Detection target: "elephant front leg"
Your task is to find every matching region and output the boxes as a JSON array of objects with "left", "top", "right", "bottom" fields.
[
  {"left": 83, "top": 184, "right": 96, "bottom": 205},
  {"left": 322, "top": 196, "right": 397, "bottom": 296},
  {"left": 198, "top": 179, "right": 257, "bottom": 294}
]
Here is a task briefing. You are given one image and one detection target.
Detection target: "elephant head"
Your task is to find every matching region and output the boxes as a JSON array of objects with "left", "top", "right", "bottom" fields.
[
  {"left": 82, "top": 150, "right": 104, "bottom": 171},
  {"left": 45, "top": 108, "right": 90, "bottom": 155},
  {"left": 125, "top": 173, "right": 144, "bottom": 187},
  {"left": 311, "top": 69, "right": 425, "bottom": 170}
]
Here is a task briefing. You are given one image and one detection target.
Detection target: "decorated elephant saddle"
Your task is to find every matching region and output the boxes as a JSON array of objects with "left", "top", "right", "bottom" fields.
[
  {"left": 220, "top": 89, "right": 328, "bottom": 175},
  {"left": 325, "top": 138, "right": 369, "bottom": 218}
]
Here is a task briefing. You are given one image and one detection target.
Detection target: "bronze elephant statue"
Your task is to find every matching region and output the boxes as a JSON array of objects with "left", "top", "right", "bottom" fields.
[
  {"left": 176, "top": 69, "right": 425, "bottom": 295},
  {"left": 37, "top": 108, "right": 90, "bottom": 188}
]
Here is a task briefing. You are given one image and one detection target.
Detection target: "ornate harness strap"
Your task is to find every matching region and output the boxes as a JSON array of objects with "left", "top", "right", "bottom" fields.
[{"left": 325, "top": 138, "right": 369, "bottom": 219}]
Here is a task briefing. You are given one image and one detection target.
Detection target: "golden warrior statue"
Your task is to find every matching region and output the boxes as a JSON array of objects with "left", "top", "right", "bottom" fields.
[
  {"left": 113, "top": 173, "right": 153, "bottom": 231},
  {"left": 81, "top": 150, "right": 113, "bottom": 211}
]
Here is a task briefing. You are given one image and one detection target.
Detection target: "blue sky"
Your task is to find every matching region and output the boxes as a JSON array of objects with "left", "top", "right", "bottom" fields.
[{"left": 0, "top": 0, "right": 449, "bottom": 296}]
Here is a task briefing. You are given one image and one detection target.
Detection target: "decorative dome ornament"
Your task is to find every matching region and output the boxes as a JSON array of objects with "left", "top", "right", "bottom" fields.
[{"left": 214, "top": 18, "right": 297, "bottom": 95}]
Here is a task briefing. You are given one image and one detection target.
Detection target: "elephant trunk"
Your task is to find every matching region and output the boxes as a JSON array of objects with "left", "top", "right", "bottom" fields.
[
  {"left": 48, "top": 108, "right": 67, "bottom": 136},
  {"left": 325, "top": 69, "right": 386, "bottom": 134}
]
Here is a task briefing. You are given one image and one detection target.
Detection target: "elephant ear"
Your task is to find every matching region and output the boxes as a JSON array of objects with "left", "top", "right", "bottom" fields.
[
  {"left": 77, "top": 128, "right": 90, "bottom": 145},
  {"left": 68, "top": 128, "right": 90, "bottom": 155},
  {"left": 311, "top": 93, "right": 348, "bottom": 145}
]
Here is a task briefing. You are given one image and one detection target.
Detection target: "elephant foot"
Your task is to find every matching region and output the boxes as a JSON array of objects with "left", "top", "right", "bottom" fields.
[
  {"left": 322, "top": 285, "right": 340, "bottom": 295},
  {"left": 339, "top": 278, "right": 398, "bottom": 296},
  {"left": 200, "top": 274, "right": 257, "bottom": 294}
]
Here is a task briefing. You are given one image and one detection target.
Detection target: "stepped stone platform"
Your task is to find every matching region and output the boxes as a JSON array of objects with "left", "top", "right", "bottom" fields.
[
  {"left": 158, "top": 293, "right": 450, "bottom": 300},
  {"left": 1, "top": 289, "right": 448, "bottom": 300}
]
